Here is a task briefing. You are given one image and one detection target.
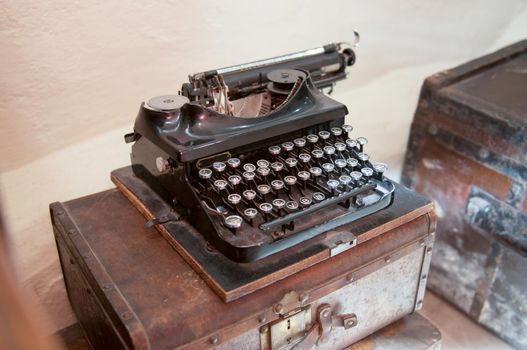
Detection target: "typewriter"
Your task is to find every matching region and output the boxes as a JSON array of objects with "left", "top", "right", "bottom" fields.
[{"left": 125, "top": 40, "right": 395, "bottom": 262}]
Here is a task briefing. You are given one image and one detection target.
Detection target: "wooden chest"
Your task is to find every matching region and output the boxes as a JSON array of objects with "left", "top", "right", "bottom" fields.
[
  {"left": 51, "top": 183, "right": 435, "bottom": 349},
  {"left": 402, "top": 40, "right": 527, "bottom": 349}
]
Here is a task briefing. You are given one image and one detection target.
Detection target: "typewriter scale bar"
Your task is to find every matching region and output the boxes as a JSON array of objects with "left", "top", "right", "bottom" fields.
[{"left": 191, "top": 126, "right": 395, "bottom": 260}]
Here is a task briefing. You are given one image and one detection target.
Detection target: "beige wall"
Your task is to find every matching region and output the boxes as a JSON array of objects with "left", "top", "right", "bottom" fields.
[{"left": 1, "top": 0, "right": 526, "bottom": 333}]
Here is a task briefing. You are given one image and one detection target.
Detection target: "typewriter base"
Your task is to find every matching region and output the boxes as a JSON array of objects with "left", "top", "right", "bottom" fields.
[{"left": 111, "top": 166, "right": 433, "bottom": 302}]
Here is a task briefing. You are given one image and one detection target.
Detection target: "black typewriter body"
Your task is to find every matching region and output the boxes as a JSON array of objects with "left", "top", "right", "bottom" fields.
[{"left": 126, "top": 40, "right": 395, "bottom": 262}]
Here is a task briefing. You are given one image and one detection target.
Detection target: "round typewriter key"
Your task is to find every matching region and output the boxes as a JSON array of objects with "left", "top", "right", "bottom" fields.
[
  {"left": 271, "top": 162, "right": 284, "bottom": 172},
  {"left": 268, "top": 145, "right": 281, "bottom": 155},
  {"left": 243, "top": 171, "right": 255, "bottom": 181},
  {"left": 361, "top": 167, "right": 374, "bottom": 177},
  {"left": 335, "top": 158, "right": 347, "bottom": 169},
  {"left": 224, "top": 215, "right": 243, "bottom": 229},
  {"left": 323, "top": 145, "right": 335, "bottom": 155},
  {"left": 306, "top": 134, "right": 319, "bottom": 144},
  {"left": 271, "top": 180, "right": 284, "bottom": 190},
  {"left": 281, "top": 142, "right": 294, "bottom": 152},
  {"left": 331, "top": 127, "right": 343, "bottom": 137},
  {"left": 357, "top": 137, "right": 368, "bottom": 146},
  {"left": 322, "top": 163, "right": 335, "bottom": 173},
  {"left": 311, "top": 149, "right": 324, "bottom": 159},
  {"left": 284, "top": 175, "right": 297, "bottom": 186},
  {"left": 199, "top": 168, "right": 212, "bottom": 179},
  {"left": 347, "top": 158, "right": 358, "bottom": 168},
  {"left": 257, "top": 167, "right": 270, "bottom": 176},
  {"left": 334, "top": 142, "right": 346, "bottom": 152},
  {"left": 272, "top": 198, "right": 286, "bottom": 209},
  {"left": 257, "top": 159, "right": 270, "bottom": 168},
  {"left": 257, "top": 184, "right": 271, "bottom": 195},
  {"left": 244, "top": 208, "right": 258, "bottom": 218},
  {"left": 259, "top": 202, "right": 273, "bottom": 213},
  {"left": 373, "top": 163, "right": 387, "bottom": 174},
  {"left": 243, "top": 189, "right": 256, "bottom": 201},
  {"left": 299, "top": 197, "right": 312, "bottom": 207},
  {"left": 350, "top": 171, "right": 363, "bottom": 182},
  {"left": 243, "top": 163, "right": 256, "bottom": 172},
  {"left": 346, "top": 139, "right": 357, "bottom": 149},
  {"left": 227, "top": 193, "right": 241, "bottom": 205},
  {"left": 286, "top": 201, "right": 299, "bottom": 210},
  {"left": 297, "top": 171, "right": 310, "bottom": 181},
  {"left": 357, "top": 152, "right": 369, "bottom": 162},
  {"left": 227, "top": 158, "right": 241, "bottom": 169},
  {"left": 342, "top": 124, "right": 353, "bottom": 133},
  {"left": 293, "top": 138, "right": 306, "bottom": 148},
  {"left": 327, "top": 179, "right": 340, "bottom": 189},
  {"left": 212, "top": 161, "right": 226, "bottom": 173},
  {"left": 285, "top": 157, "right": 298, "bottom": 168},
  {"left": 339, "top": 175, "right": 352, "bottom": 186},
  {"left": 313, "top": 192, "right": 326, "bottom": 202},
  {"left": 228, "top": 175, "right": 241, "bottom": 185},
  {"left": 299, "top": 153, "right": 311, "bottom": 163},
  {"left": 214, "top": 179, "right": 228, "bottom": 191},
  {"left": 318, "top": 131, "right": 330, "bottom": 140},
  {"left": 309, "top": 167, "right": 322, "bottom": 177}
]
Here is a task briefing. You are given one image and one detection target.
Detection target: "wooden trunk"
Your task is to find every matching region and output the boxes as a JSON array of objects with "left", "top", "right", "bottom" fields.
[
  {"left": 51, "top": 183, "right": 435, "bottom": 349},
  {"left": 402, "top": 40, "right": 527, "bottom": 349}
]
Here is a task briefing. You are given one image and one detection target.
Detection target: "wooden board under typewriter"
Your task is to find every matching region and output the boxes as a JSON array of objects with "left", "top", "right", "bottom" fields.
[
  {"left": 51, "top": 186, "right": 435, "bottom": 349},
  {"left": 111, "top": 166, "right": 433, "bottom": 302},
  {"left": 402, "top": 39, "right": 527, "bottom": 349}
]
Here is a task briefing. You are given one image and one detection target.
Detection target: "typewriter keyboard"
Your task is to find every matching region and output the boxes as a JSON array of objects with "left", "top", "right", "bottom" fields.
[{"left": 192, "top": 124, "right": 392, "bottom": 239}]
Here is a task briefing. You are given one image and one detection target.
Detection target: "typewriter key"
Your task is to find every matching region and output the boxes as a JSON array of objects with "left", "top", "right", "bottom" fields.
[
  {"left": 243, "top": 163, "right": 256, "bottom": 172},
  {"left": 268, "top": 145, "right": 281, "bottom": 155},
  {"left": 313, "top": 192, "right": 326, "bottom": 202},
  {"left": 323, "top": 145, "right": 336, "bottom": 156},
  {"left": 257, "top": 159, "right": 270, "bottom": 168},
  {"left": 299, "top": 197, "right": 312, "bottom": 207},
  {"left": 224, "top": 215, "right": 243, "bottom": 229},
  {"left": 356, "top": 137, "right": 368, "bottom": 152},
  {"left": 322, "top": 163, "right": 335, "bottom": 173},
  {"left": 342, "top": 124, "right": 353, "bottom": 134},
  {"left": 199, "top": 168, "right": 212, "bottom": 179},
  {"left": 271, "top": 180, "right": 284, "bottom": 190},
  {"left": 227, "top": 158, "right": 241, "bottom": 169},
  {"left": 271, "top": 162, "right": 284, "bottom": 172},
  {"left": 214, "top": 179, "right": 228, "bottom": 191},
  {"left": 272, "top": 198, "right": 286, "bottom": 209},
  {"left": 298, "top": 153, "right": 311, "bottom": 163},
  {"left": 244, "top": 208, "right": 258, "bottom": 219},
  {"left": 213, "top": 161, "right": 226, "bottom": 173},
  {"left": 347, "top": 158, "right": 358, "bottom": 168},
  {"left": 257, "top": 184, "right": 271, "bottom": 195},
  {"left": 335, "top": 158, "right": 347, "bottom": 169},
  {"left": 339, "top": 175, "right": 352, "bottom": 186},
  {"left": 284, "top": 175, "right": 297, "bottom": 186},
  {"left": 257, "top": 167, "right": 270, "bottom": 177},
  {"left": 330, "top": 127, "right": 342, "bottom": 137},
  {"left": 285, "top": 157, "right": 298, "bottom": 168},
  {"left": 243, "top": 189, "right": 256, "bottom": 201},
  {"left": 243, "top": 171, "right": 256, "bottom": 181},
  {"left": 228, "top": 175, "right": 241, "bottom": 186},
  {"left": 357, "top": 152, "right": 369, "bottom": 163},
  {"left": 327, "top": 179, "right": 340, "bottom": 189},
  {"left": 361, "top": 167, "right": 374, "bottom": 178},
  {"left": 311, "top": 149, "right": 324, "bottom": 159},
  {"left": 334, "top": 142, "right": 346, "bottom": 152},
  {"left": 318, "top": 131, "right": 330, "bottom": 140},
  {"left": 293, "top": 138, "right": 306, "bottom": 148},
  {"left": 227, "top": 193, "right": 241, "bottom": 205},
  {"left": 309, "top": 167, "right": 322, "bottom": 177},
  {"left": 350, "top": 171, "right": 363, "bottom": 183},
  {"left": 281, "top": 142, "right": 294, "bottom": 152},
  {"left": 373, "top": 163, "right": 387, "bottom": 178},
  {"left": 285, "top": 201, "right": 299, "bottom": 210},
  {"left": 297, "top": 171, "right": 310, "bottom": 181},
  {"left": 306, "top": 134, "right": 319, "bottom": 144},
  {"left": 259, "top": 203, "right": 273, "bottom": 214},
  {"left": 346, "top": 139, "right": 358, "bottom": 150}
]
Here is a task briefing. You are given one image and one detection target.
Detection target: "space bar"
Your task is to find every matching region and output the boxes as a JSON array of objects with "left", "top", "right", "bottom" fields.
[{"left": 259, "top": 182, "right": 376, "bottom": 231}]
